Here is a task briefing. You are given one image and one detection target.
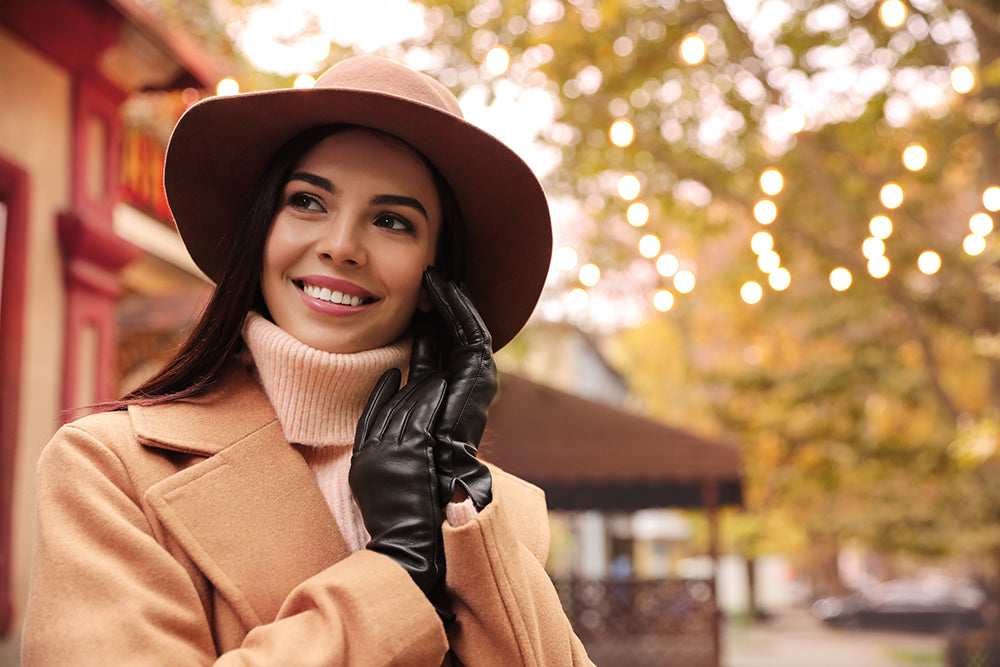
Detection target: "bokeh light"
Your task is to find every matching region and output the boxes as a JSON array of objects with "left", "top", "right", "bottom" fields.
[
  {"left": 653, "top": 290, "right": 675, "bottom": 312},
  {"left": 627, "top": 202, "right": 650, "bottom": 226},
  {"left": 879, "top": 0, "right": 907, "bottom": 28},
  {"left": 754, "top": 199, "right": 777, "bottom": 224},
  {"left": 579, "top": 263, "right": 601, "bottom": 286},
  {"left": 769, "top": 267, "right": 791, "bottom": 291},
  {"left": 554, "top": 246, "right": 578, "bottom": 271},
  {"left": 902, "top": 144, "right": 927, "bottom": 171},
  {"left": 656, "top": 254, "right": 679, "bottom": 277},
  {"left": 674, "top": 270, "right": 696, "bottom": 293},
  {"left": 618, "top": 174, "right": 641, "bottom": 200},
  {"left": 680, "top": 34, "right": 706, "bottom": 65},
  {"left": 830, "top": 267, "right": 852, "bottom": 291},
  {"left": 760, "top": 169, "right": 784, "bottom": 195},
  {"left": 639, "top": 234, "right": 661, "bottom": 258},
  {"left": 880, "top": 183, "right": 904, "bottom": 209},
  {"left": 862, "top": 237, "right": 886, "bottom": 260},
  {"left": 983, "top": 186, "right": 1000, "bottom": 212},
  {"left": 964, "top": 234, "right": 986, "bottom": 256},
  {"left": 741, "top": 281, "right": 763, "bottom": 304},
  {"left": 750, "top": 231, "right": 774, "bottom": 254},
  {"left": 951, "top": 66, "right": 975, "bottom": 94},
  {"left": 568, "top": 288, "right": 589, "bottom": 310},
  {"left": 610, "top": 119, "right": 635, "bottom": 147},
  {"left": 868, "top": 256, "right": 890, "bottom": 278},
  {"left": 216, "top": 78, "right": 240, "bottom": 96},
  {"left": 781, "top": 107, "right": 806, "bottom": 134},
  {"left": 485, "top": 46, "right": 511, "bottom": 75},
  {"left": 757, "top": 250, "right": 781, "bottom": 273},
  {"left": 870, "top": 215, "right": 893, "bottom": 239},
  {"left": 970, "top": 213, "right": 994, "bottom": 237},
  {"left": 293, "top": 74, "right": 316, "bottom": 89},
  {"left": 917, "top": 251, "right": 941, "bottom": 275}
]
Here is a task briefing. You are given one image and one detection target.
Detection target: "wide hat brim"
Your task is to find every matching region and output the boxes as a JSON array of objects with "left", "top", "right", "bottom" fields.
[{"left": 164, "top": 56, "right": 552, "bottom": 350}]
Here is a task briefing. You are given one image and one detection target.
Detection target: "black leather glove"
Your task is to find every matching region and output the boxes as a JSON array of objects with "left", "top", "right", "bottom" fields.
[
  {"left": 350, "top": 367, "right": 446, "bottom": 599},
  {"left": 418, "top": 268, "right": 496, "bottom": 511}
]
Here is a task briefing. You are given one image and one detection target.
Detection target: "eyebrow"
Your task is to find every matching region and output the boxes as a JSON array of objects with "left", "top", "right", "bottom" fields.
[{"left": 286, "top": 172, "right": 428, "bottom": 219}]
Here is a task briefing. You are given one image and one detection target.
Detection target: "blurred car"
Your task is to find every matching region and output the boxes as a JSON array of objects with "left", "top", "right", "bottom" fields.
[{"left": 811, "top": 577, "right": 987, "bottom": 633}]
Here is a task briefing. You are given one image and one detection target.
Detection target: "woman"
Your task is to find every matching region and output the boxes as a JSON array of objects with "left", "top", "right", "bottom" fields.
[{"left": 22, "top": 56, "right": 594, "bottom": 665}]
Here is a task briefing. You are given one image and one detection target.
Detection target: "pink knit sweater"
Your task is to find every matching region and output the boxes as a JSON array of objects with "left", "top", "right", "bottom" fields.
[{"left": 242, "top": 313, "right": 477, "bottom": 552}]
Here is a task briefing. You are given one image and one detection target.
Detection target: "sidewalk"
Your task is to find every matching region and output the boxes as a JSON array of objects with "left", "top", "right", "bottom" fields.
[{"left": 724, "top": 607, "right": 947, "bottom": 667}]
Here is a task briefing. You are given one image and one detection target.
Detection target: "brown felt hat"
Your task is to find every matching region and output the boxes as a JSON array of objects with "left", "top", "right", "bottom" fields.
[{"left": 164, "top": 55, "right": 551, "bottom": 350}]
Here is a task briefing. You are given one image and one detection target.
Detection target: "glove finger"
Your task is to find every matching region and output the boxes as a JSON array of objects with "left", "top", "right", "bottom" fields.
[
  {"left": 408, "top": 312, "right": 441, "bottom": 382},
  {"left": 355, "top": 368, "right": 402, "bottom": 452}
]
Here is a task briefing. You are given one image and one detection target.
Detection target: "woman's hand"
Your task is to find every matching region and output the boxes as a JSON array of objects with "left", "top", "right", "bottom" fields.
[
  {"left": 350, "top": 368, "right": 446, "bottom": 598},
  {"left": 415, "top": 268, "right": 496, "bottom": 511}
]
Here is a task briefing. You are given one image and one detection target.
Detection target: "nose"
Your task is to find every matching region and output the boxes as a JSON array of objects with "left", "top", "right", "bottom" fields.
[{"left": 316, "top": 218, "right": 367, "bottom": 267}]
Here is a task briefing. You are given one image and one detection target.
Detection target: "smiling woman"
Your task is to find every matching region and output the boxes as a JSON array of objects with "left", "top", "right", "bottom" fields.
[{"left": 21, "top": 56, "right": 593, "bottom": 665}]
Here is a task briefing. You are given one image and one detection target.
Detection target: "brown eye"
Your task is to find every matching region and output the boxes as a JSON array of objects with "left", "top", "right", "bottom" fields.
[
  {"left": 375, "top": 213, "right": 413, "bottom": 232},
  {"left": 288, "top": 192, "right": 325, "bottom": 212}
]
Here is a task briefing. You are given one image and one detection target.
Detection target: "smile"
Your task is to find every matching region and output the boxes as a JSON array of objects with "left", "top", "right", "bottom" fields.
[{"left": 299, "top": 282, "right": 375, "bottom": 307}]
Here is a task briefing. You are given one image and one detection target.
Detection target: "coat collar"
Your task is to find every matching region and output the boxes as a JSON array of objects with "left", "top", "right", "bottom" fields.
[{"left": 131, "top": 364, "right": 353, "bottom": 627}]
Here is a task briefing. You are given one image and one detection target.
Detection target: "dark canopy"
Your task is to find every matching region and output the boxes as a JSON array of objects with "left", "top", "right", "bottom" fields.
[{"left": 485, "top": 373, "right": 743, "bottom": 512}]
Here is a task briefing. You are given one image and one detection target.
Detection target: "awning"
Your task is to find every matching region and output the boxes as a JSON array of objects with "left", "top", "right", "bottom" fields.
[{"left": 485, "top": 372, "right": 743, "bottom": 511}]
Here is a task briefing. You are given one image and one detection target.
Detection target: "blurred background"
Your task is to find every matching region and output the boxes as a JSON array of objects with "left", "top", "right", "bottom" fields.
[{"left": 1, "top": 0, "right": 999, "bottom": 664}]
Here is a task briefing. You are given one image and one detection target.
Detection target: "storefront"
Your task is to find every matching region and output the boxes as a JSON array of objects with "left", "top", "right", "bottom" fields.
[{"left": 0, "top": 0, "right": 218, "bottom": 639}]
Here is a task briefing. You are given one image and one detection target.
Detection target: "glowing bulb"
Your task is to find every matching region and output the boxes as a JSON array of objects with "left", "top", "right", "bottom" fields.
[
  {"left": 757, "top": 250, "right": 780, "bottom": 273},
  {"left": 868, "top": 256, "right": 890, "bottom": 278},
  {"left": 216, "top": 78, "right": 239, "bottom": 96},
  {"left": 610, "top": 119, "right": 635, "bottom": 147},
  {"left": 485, "top": 46, "right": 511, "bottom": 75},
  {"left": 750, "top": 231, "right": 773, "bottom": 255},
  {"left": 870, "top": 215, "right": 893, "bottom": 239},
  {"left": 902, "top": 144, "right": 927, "bottom": 171},
  {"left": 653, "top": 290, "right": 675, "bottom": 312},
  {"left": 754, "top": 199, "right": 777, "bottom": 224},
  {"left": 781, "top": 107, "right": 806, "bottom": 134},
  {"left": 769, "top": 267, "right": 791, "bottom": 290},
  {"left": 554, "top": 246, "right": 578, "bottom": 271},
  {"left": 830, "top": 267, "right": 852, "bottom": 291},
  {"left": 579, "top": 263, "right": 601, "bottom": 286},
  {"left": 293, "top": 74, "right": 316, "bottom": 89},
  {"left": 568, "top": 288, "right": 589, "bottom": 310},
  {"left": 970, "top": 213, "right": 994, "bottom": 236},
  {"left": 964, "top": 234, "right": 986, "bottom": 256},
  {"left": 880, "top": 183, "right": 904, "bottom": 209},
  {"left": 879, "top": 0, "right": 906, "bottom": 28},
  {"left": 618, "top": 174, "right": 641, "bottom": 200},
  {"left": 983, "top": 186, "right": 1000, "bottom": 212},
  {"left": 639, "top": 234, "right": 661, "bottom": 258},
  {"left": 674, "top": 270, "right": 696, "bottom": 293},
  {"left": 917, "top": 251, "right": 940, "bottom": 275},
  {"left": 680, "top": 34, "right": 706, "bottom": 65},
  {"left": 741, "top": 281, "right": 763, "bottom": 304},
  {"left": 862, "top": 237, "right": 885, "bottom": 260},
  {"left": 760, "top": 169, "right": 784, "bottom": 195},
  {"left": 951, "top": 66, "right": 975, "bottom": 94},
  {"left": 656, "top": 254, "right": 679, "bottom": 277},
  {"left": 627, "top": 202, "right": 650, "bottom": 227}
]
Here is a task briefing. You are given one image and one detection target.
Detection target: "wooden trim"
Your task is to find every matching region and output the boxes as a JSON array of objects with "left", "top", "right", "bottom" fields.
[{"left": 0, "top": 155, "right": 29, "bottom": 636}]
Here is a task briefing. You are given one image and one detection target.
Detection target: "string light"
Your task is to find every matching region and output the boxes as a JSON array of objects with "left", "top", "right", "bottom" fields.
[
  {"left": 951, "top": 66, "right": 975, "bottom": 94},
  {"left": 750, "top": 231, "right": 773, "bottom": 254},
  {"left": 862, "top": 237, "right": 886, "bottom": 260},
  {"left": 293, "top": 74, "right": 316, "bottom": 89},
  {"left": 880, "top": 183, "right": 904, "bottom": 209},
  {"left": 780, "top": 107, "right": 806, "bottom": 134},
  {"left": 760, "top": 169, "right": 784, "bottom": 195},
  {"left": 680, "top": 34, "right": 706, "bottom": 65},
  {"left": 656, "top": 254, "right": 679, "bottom": 277},
  {"left": 757, "top": 250, "right": 781, "bottom": 273},
  {"left": 568, "top": 288, "right": 589, "bottom": 310},
  {"left": 627, "top": 202, "right": 650, "bottom": 226},
  {"left": 653, "top": 290, "right": 675, "bottom": 312},
  {"left": 963, "top": 234, "right": 986, "bottom": 256},
  {"left": 870, "top": 215, "right": 893, "bottom": 239},
  {"left": 902, "top": 144, "right": 927, "bottom": 171},
  {"left": 917, "top": 251, "right": 941, "bottom": 275},
  {"left": 618, "top": 174, "right": 641, "bottom": 200},
  {"left": 970, "top": 213, "right": 994, "bottom": 237},
  {"left": 769, "top": 268, "right": 791, "bottom": 290},
  {"left": 485, "top": 46, "right": 511, "bottom": 75},
  {"left": 754, "top": 199, "right": 777, "bottom": 224},
  {"left": 830, "top": 267, "right": 852, "bottom": 291},
  {"left": 741, "top": 281, "right": 763, "bottom": 304},
  {"left": 610, "top": 119, "right": 635, "bottom": 147},
  {"left": 983, "top": 186, "right": 1000, "bottom": 212},
  {"left": 879, "top": 0, "right": 907, "bottom": 28},
  {"left": 554, "top": 246, "right": 579, "bottom": 271},
  {"left": 868, "top": 256, "right": 890, "bottom": 278},
  {"left": 216, "top": 78, "right": 240, "bottom": 96},
  {"left": 674, "top": 270, "right": 696, "bottom": 293},
  {"left": 579, "top": 263, "right": 601, "bottom": 286},
  {"left": 639, "top": 234, "right": 661, "bottom": 258}
]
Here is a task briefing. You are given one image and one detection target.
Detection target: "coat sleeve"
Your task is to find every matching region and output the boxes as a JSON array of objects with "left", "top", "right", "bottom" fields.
[
  {"left": 441, "top": 467, "right": 594, "bottom": 667},
  {"left": 21, "top": 423, "right": 449, "bottom": 667}
]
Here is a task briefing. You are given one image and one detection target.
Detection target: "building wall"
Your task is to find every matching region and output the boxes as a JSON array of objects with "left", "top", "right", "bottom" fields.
[{"left": 0, "top": 25, "right": 72, "bottom": 632}]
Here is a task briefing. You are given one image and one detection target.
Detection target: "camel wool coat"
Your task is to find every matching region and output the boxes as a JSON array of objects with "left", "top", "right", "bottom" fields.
[{"left": 21, "top": 364, "right": 593, "bottom": 666}]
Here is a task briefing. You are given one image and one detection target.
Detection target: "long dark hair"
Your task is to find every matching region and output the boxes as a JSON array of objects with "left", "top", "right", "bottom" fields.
[{"left": 115, "top": 124, "right": 462, "bottom": 407}]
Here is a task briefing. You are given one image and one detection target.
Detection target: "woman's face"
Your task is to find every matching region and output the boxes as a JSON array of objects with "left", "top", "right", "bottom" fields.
[{"left": 261, "top": 128, "right": 442, "bottom": 354}]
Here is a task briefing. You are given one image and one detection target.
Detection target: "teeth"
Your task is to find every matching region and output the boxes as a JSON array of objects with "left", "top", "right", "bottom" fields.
[{"left": 302, "top": 284, "right": 366, "bottom": 306}]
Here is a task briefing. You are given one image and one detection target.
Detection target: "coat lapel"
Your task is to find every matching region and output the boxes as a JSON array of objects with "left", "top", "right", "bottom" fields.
[{"left": 135, "top": 366, "right": 352, "bottom": 627}]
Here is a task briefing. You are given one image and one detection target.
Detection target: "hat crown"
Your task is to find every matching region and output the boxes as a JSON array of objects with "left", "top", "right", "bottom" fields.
[{"left": 314, "top": 56, "right": 464, "bottom": 119}]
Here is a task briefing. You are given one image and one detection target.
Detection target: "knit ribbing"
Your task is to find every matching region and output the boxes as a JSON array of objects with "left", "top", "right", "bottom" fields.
[{"left": 243, "top": 313, "right": 409, "bottom": 446}]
